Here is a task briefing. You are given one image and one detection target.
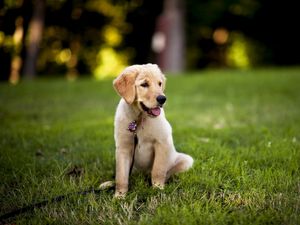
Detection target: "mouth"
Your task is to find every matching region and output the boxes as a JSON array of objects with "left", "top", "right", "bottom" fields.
[{"left": 140, "top": 102, "right": 162, "bottom": 117}]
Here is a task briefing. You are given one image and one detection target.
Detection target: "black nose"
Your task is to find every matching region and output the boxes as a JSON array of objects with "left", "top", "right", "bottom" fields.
[{"left": 156, "top": 95, "right": 167, "bottom": 105}]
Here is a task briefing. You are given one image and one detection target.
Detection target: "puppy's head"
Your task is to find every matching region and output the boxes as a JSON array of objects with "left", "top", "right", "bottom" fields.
[{"left": 113, "top": 64, "right": 166, "bottom": 117}]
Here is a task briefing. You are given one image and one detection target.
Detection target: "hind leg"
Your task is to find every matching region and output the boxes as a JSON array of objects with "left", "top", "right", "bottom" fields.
[{"left": 167, "top": 153, "right": 193, "bottom": 179}]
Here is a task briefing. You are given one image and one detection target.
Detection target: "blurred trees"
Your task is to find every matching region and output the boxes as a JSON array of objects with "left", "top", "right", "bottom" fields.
[
  {"left": 185, "top": 0, "right": 300, "bottom": 69},
  {"left": 23, "top": 0, "right": 45, "bottom": 79},
  {"left": 0, "top": 0, "right": 299, "bottom": 82},
  {"left": 153, "top": 0, "right": 185, "bottom": 73},
  {"left": 0, "top": 0, "right": 141, "bottom": 82}
]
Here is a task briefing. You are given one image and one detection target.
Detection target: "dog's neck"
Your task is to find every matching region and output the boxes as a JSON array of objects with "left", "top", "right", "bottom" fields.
[
  {"left": 122, "top": 98, "right": 143, "bottom": 121},
  {"left": 120, "top": 99, "right": 145, "bottom": 133}
]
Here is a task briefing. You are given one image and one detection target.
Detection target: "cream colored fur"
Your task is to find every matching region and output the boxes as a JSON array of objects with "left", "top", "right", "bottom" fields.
[{"left": 113, "top": 64, "right": 193, "bottom": 198}]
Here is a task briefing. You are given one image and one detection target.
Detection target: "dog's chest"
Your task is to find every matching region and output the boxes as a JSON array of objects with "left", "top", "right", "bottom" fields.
[
  {"left": 136, "top": 116, "right": 161, "bottom": 140},
  {"left": 132, "top": 115, "right": 172, "bottom": 171},
  {"left": 134, "top": 114, "right": 172, "bottom": 142},
  {"left": 132, "top": 118, "right": 158, "bottom": 170},
  {"left": 134, "top": 135, "right": 154, "bottom": 171}
]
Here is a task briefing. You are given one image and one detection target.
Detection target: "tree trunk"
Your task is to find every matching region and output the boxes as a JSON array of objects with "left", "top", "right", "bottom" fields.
[
  {"left": 9, "top": 16, "right": 24, "bottom": 84},
  {"left": 23, "top": 0, "right": 45, "bottom": 79},
  {"left": 153, "top": 0, "right": 185, "bottom": 73}
]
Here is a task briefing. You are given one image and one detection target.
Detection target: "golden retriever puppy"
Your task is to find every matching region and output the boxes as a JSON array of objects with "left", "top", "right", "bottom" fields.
[{"left": 113, "top": 63, "right": 193, "bottom": 198}]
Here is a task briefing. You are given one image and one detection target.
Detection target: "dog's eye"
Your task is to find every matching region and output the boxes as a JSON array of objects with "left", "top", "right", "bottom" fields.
[
  {"left": 141, "top": 82, "right": 149, "bottom": 88},
  {"left": 158, "top": 82, "right": 162, "bottom": 87}
]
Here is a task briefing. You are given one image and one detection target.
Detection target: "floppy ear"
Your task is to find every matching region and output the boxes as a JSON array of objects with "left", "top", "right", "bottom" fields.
[
  {"left": 113, "top": 65, "right": 140, "bottom": 104},
  {"left": 161, "top": 73, "right": 167, "bottom": 91},
  {"left": 151, "top": 63, "right": 166, "bottom": 91}
]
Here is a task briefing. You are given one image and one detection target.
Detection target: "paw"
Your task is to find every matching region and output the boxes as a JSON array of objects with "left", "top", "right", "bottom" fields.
[
  {"left": 153, "top": 182, "right": 165, "bottom": 190},
  {"left": 114, "top": 191, "right": 127, "bottom": 199}
]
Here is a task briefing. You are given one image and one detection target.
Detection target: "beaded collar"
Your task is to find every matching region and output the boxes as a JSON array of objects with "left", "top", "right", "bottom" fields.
[
  {"left": 127, "top": 114, "right": 145, "bottom": 133},
  {"left": 128, "top": 121, "right": 138, "bottom": 133}
]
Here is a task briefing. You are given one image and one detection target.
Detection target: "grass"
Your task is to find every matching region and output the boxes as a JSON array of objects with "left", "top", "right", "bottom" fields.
[{"left": 0, "top": 67, "right": 300, "bottom": 224}]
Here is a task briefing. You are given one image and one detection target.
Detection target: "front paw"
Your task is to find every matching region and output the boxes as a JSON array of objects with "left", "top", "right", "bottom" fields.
[
  {"left": 114, "top": 191, "right": 127, "bottom": 199},
  {"left": 152, "top": 182, "right": 165, "bottom": 190}
]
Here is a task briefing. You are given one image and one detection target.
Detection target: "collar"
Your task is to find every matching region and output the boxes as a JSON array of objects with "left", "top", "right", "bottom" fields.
[
  {"left": 128, "top": 120, "right": 138, "bottom": 133},
  {"left": 128, "top": 113, "right": 144, "bottom": 133}
]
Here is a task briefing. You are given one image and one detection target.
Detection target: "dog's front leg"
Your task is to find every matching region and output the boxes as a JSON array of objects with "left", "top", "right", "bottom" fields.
[
  {"left": 115, "top": 140, "right": 134, "bottom": 198},
  {"left": 151, "top": 142, "right": 172, "bottom": 189}
]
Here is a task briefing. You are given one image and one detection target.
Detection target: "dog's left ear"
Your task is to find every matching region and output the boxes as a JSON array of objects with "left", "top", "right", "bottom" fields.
[
  {"left": 151, "top": 63, "right": 166, "bottom": 91},
  {"left": 161, "top": 74, "right": 167, "bottom": 91},
  {"left": 113, "top": 65, "right": 140, "bottom": 104}
]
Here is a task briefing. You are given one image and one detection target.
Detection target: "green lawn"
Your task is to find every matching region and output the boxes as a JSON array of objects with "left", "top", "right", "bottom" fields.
[{"left": 0, "top": 68, "right": 300, "bottom": 224}]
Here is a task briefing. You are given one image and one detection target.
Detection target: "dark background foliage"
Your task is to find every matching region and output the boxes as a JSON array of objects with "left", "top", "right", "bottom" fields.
[{"left": 0, "top": 0, "right": 299, "bottom": 82}]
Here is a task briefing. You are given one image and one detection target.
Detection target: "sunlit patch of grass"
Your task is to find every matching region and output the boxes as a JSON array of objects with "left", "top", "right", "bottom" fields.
[{"left": 0, "top": 67, "right": 300, "bottom": 224}]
